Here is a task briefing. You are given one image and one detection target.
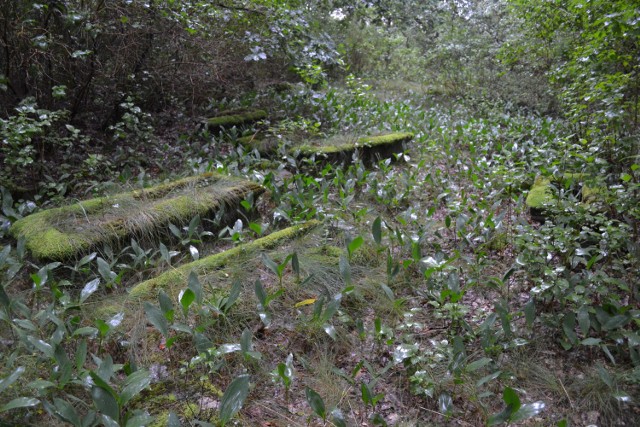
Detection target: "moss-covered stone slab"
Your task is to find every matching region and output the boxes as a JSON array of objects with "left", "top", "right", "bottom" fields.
[
  {"left": 129, "top": 220, "right": 321, "bottom": 299},
  {"left": 294, "top": 132, "right": 413, "bottom": 163},
  {"left": 237, "top": 133, "right": 279, "bottom": 155},
  {"left": 205, "top": 109, "right": 267, "bottom": 130},
  {"left": 526, "top": 174, "right": 602, "bottom": 220},
  {"left": 9, "top": 173, "right": 264, "bottom": 260}
]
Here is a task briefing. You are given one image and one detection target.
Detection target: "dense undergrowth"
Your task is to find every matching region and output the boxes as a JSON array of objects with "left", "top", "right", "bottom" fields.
[{"left": 1, "top": 77, "right": 639, "bottom": 426}]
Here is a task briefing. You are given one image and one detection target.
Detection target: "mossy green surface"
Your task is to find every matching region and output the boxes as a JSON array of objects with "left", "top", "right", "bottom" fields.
[
  {"left": 129, "top": 220, "right": 322, "bottom": 299},
  {"left": 295, "top": 131, "right": 414, "bottom": 158},
  {"left": 526, "top": 173, "right": 603, "bottom": 219},
  {"left": 237, "top": 133, "right": 280, "bottom": 155},
  {"left": 525, "top": 176, "right": 553, "bottom": 209},
  {"left": 9, "top": 172, "right": 264, "bottom": 260},
  {"left": 206, "top": 109, "right": 267, "bottom": 129}
]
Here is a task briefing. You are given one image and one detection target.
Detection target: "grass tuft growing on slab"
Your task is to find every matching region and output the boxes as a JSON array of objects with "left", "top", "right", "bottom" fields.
[{"left": 10, "top": 173, "right": 264, "bottom": 260}]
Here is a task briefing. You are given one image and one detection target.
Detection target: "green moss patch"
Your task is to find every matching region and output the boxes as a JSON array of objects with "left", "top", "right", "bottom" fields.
[
  {"left": 237, "top": 133, "right": 280, "bottom": 155},
  {"left": 9, "top": 173, "right": 264, "bottom": 260},
  {"left": 526, "top": 173, "right": 603, "bottom": 220},
  {"left": 205, "top": 109, "right": 267, "bottom": 130},
  {"left": 294, "top": 132, "right": 413, "bottom": 163},
  {"left": 129, "top": 220, "right": 322, "bottom": 299}
]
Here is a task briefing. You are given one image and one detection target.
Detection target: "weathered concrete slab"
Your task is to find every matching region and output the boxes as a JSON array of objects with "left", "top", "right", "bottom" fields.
[
  {"left": 294, "top": 132, "right": 413, "bottom": 163},
  {"left": 205, "top": 109, "right": 267, "bottom": 130},
  {"left": 10, "top": 173, "right": 263, "bottom": 260}
]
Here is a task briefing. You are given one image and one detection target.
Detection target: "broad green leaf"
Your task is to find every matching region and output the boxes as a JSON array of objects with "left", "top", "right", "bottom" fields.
[
  {"left": 76, "top": 339, "right": 87, "bottom": 371},
  {"left": 194, "top": 332, "right": 213, "bottom": 353},
  {"left": 95, "top": 319, "right": 110, "bottom": 337},
  {"left": 91, "top": 386, "right": 119, "bottom": 421},
  {"left": 597, "top": 364, "right": 614, "bottom": 388},
  {"left": 339, "top": 254, "right": 352, "bottom": 286},
  {"left": 372, "top": 216, "right": 382, "bottom": 245},
  {"left": 248, "top": 222, "right": 262, "bottom": 235},
  {"left": 125, "top": 412, "right": 154, "bottom": 427},
  {"left": 144, "top": 302, "right": 168, "bottom": 337},
  {"left": 90, "top": 369, "right": 117, "bottom": 397},
  {"left": 26, "top": 336, "right": 55, "bottom": 358},
  {"left": 80, "top": 279, "right": 100, "bottom": 304},
  {"left": 261, "top": 253, "right": 280, "bottom": 278},
  {"left": 511, "top": 401, "right": 546, "bottom": 422},
  {"left": 189, "top": 245, "right": 200, "bottom": 261},
  {"left": 603, "top": 315, "right": 629, "bottom": 331},
  {"left": 0, "top": 284, "right": 9, "bottom": 309},
  {"left": 562, "top": 313, "right": 578, "bottom": 345},
  {"left": 54, "top": 345, "right": 72, "bottom": 385},
  {"left": 380, "top": 284, "right": 394, "bottom": 301},
  {"left": 347, "top": 236, "right": 364, "bottom": 257},
  {"left": 217, "top": 344, "right": 241, "bottom": 355},
  {"left": 158, "top": 291, "right": 174, "bottom": 322},
  {"left": 224, "top": 279, "right": 242, "bottom": 312},
  {"left": 120, "top": 369, "right": 151, "bottom": 406},
  {"left": 99, "top": 414, "right": 120, "bottom": 427},
  {"left": 254, "top": 279, "right": 267, "bottom": 306},
  {"left": 0, "top": 397, "right": 40, "bottom": 412},
  {"left": 466, "top": 357, "right": 492, "bottom": 372},
  {"left": 240, "top": 328, "right": 252, "bottom": 354},
  {"left": 167, "top": 412, "right": 181, "bottom": 427},
  {"left": 52, "top": 398, "right": 82, "bottom": 426},
  {"left": 96, "top": 257, "right": 115, "bottom": 282},
  {"left": 72, "top": 326, "right": 98, "bottom": 338},
  {"left": 291, "top": 252, "right": 300, "bottom": 277},
  {"left": 323, "top": 324, "right": 337, "bottom": 340},
  {"left": 77, "top": 252, "right": 97, "bottom": 267},
  {"left": 0, "top": 366, "right": 25, "bottom": 393},
  {"left": 187, "top": 272, "right": 203, "bottom": 304},
  {"left": 305, "top": 387, "right": 326, "bottom": 420},
  {"left": 488, "top": 386, "right": 520, "bottom": 426},
  {"left": 361, "top": 382, "right": 373, "bottom": 406},
  {"left": 179, "top": 288, "right": 196, "bottom": 316},
  {"left": 321, "top": 296, "right": 341, "bottom": 323},
  {"left": 219, "top": 375, "right": 250, "bottom": 425},
  {"left": 331, "top": 408, "right": 347, "bottom": 427},
  {"left": 577, "top": 305, "right": 590, "bottom": 335},
  {"left": 28, "top": 379, "right": 55, "bottom": 391},
  {"left": 580, "top": 338, "right": 602, "bottom": 346},
  {"left": 0, "top": 245, "right": 11, "bottom": 266},
  {"left": 502, "top": 386, "right": 521, "bottom": 411},
  {"left": 524, "top": 299, "right": 535, "bottom": 327}
]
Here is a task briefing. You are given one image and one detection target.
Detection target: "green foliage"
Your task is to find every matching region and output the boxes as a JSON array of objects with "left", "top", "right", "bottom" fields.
[
  {"left": 219, "top": 374, "right": 250, "bottom": 426},
  {"left": 506, "top": 0, "right": 640, "bottom": 139}
]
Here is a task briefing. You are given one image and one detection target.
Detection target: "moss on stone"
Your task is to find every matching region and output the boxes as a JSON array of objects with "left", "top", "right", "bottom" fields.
[
  {"left": 237, "top": 133, "right": 280, "bottom": 155},
  {"left": 9, "top": 173, "right": 264, "bottom": 260},
  {"left": 526, "top": 173, "right": 604, "bottom": 220},
  {"left": 295, "top": 132, "right": 413, "bottom": 160},
  {"left": 129, "top": 220, "right": 322, "bottom": 299},
  {"left": 525, "top": 176, "right": 552, "bottom": 210},
  {"left": 206, "top": 109, "right": 267, "bottom": 130}
]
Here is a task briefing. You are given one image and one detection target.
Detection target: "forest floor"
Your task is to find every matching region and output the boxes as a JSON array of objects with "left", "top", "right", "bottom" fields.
[{"left": 1, "top": 82, "right": 638, "bottom": 426}]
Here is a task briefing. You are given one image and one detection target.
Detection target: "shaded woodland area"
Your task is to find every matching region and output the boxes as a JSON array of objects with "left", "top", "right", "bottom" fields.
[{"left": 1, "top": 1, "right": 639, "bottom": 426}]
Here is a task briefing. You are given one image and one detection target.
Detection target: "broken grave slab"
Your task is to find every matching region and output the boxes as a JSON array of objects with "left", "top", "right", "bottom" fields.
[
  {"left": 293, "top": 132, "right": 413, "bottom": 163},
  {"left": 10, "top": 173, "right": 264, "bottom": 260}
]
